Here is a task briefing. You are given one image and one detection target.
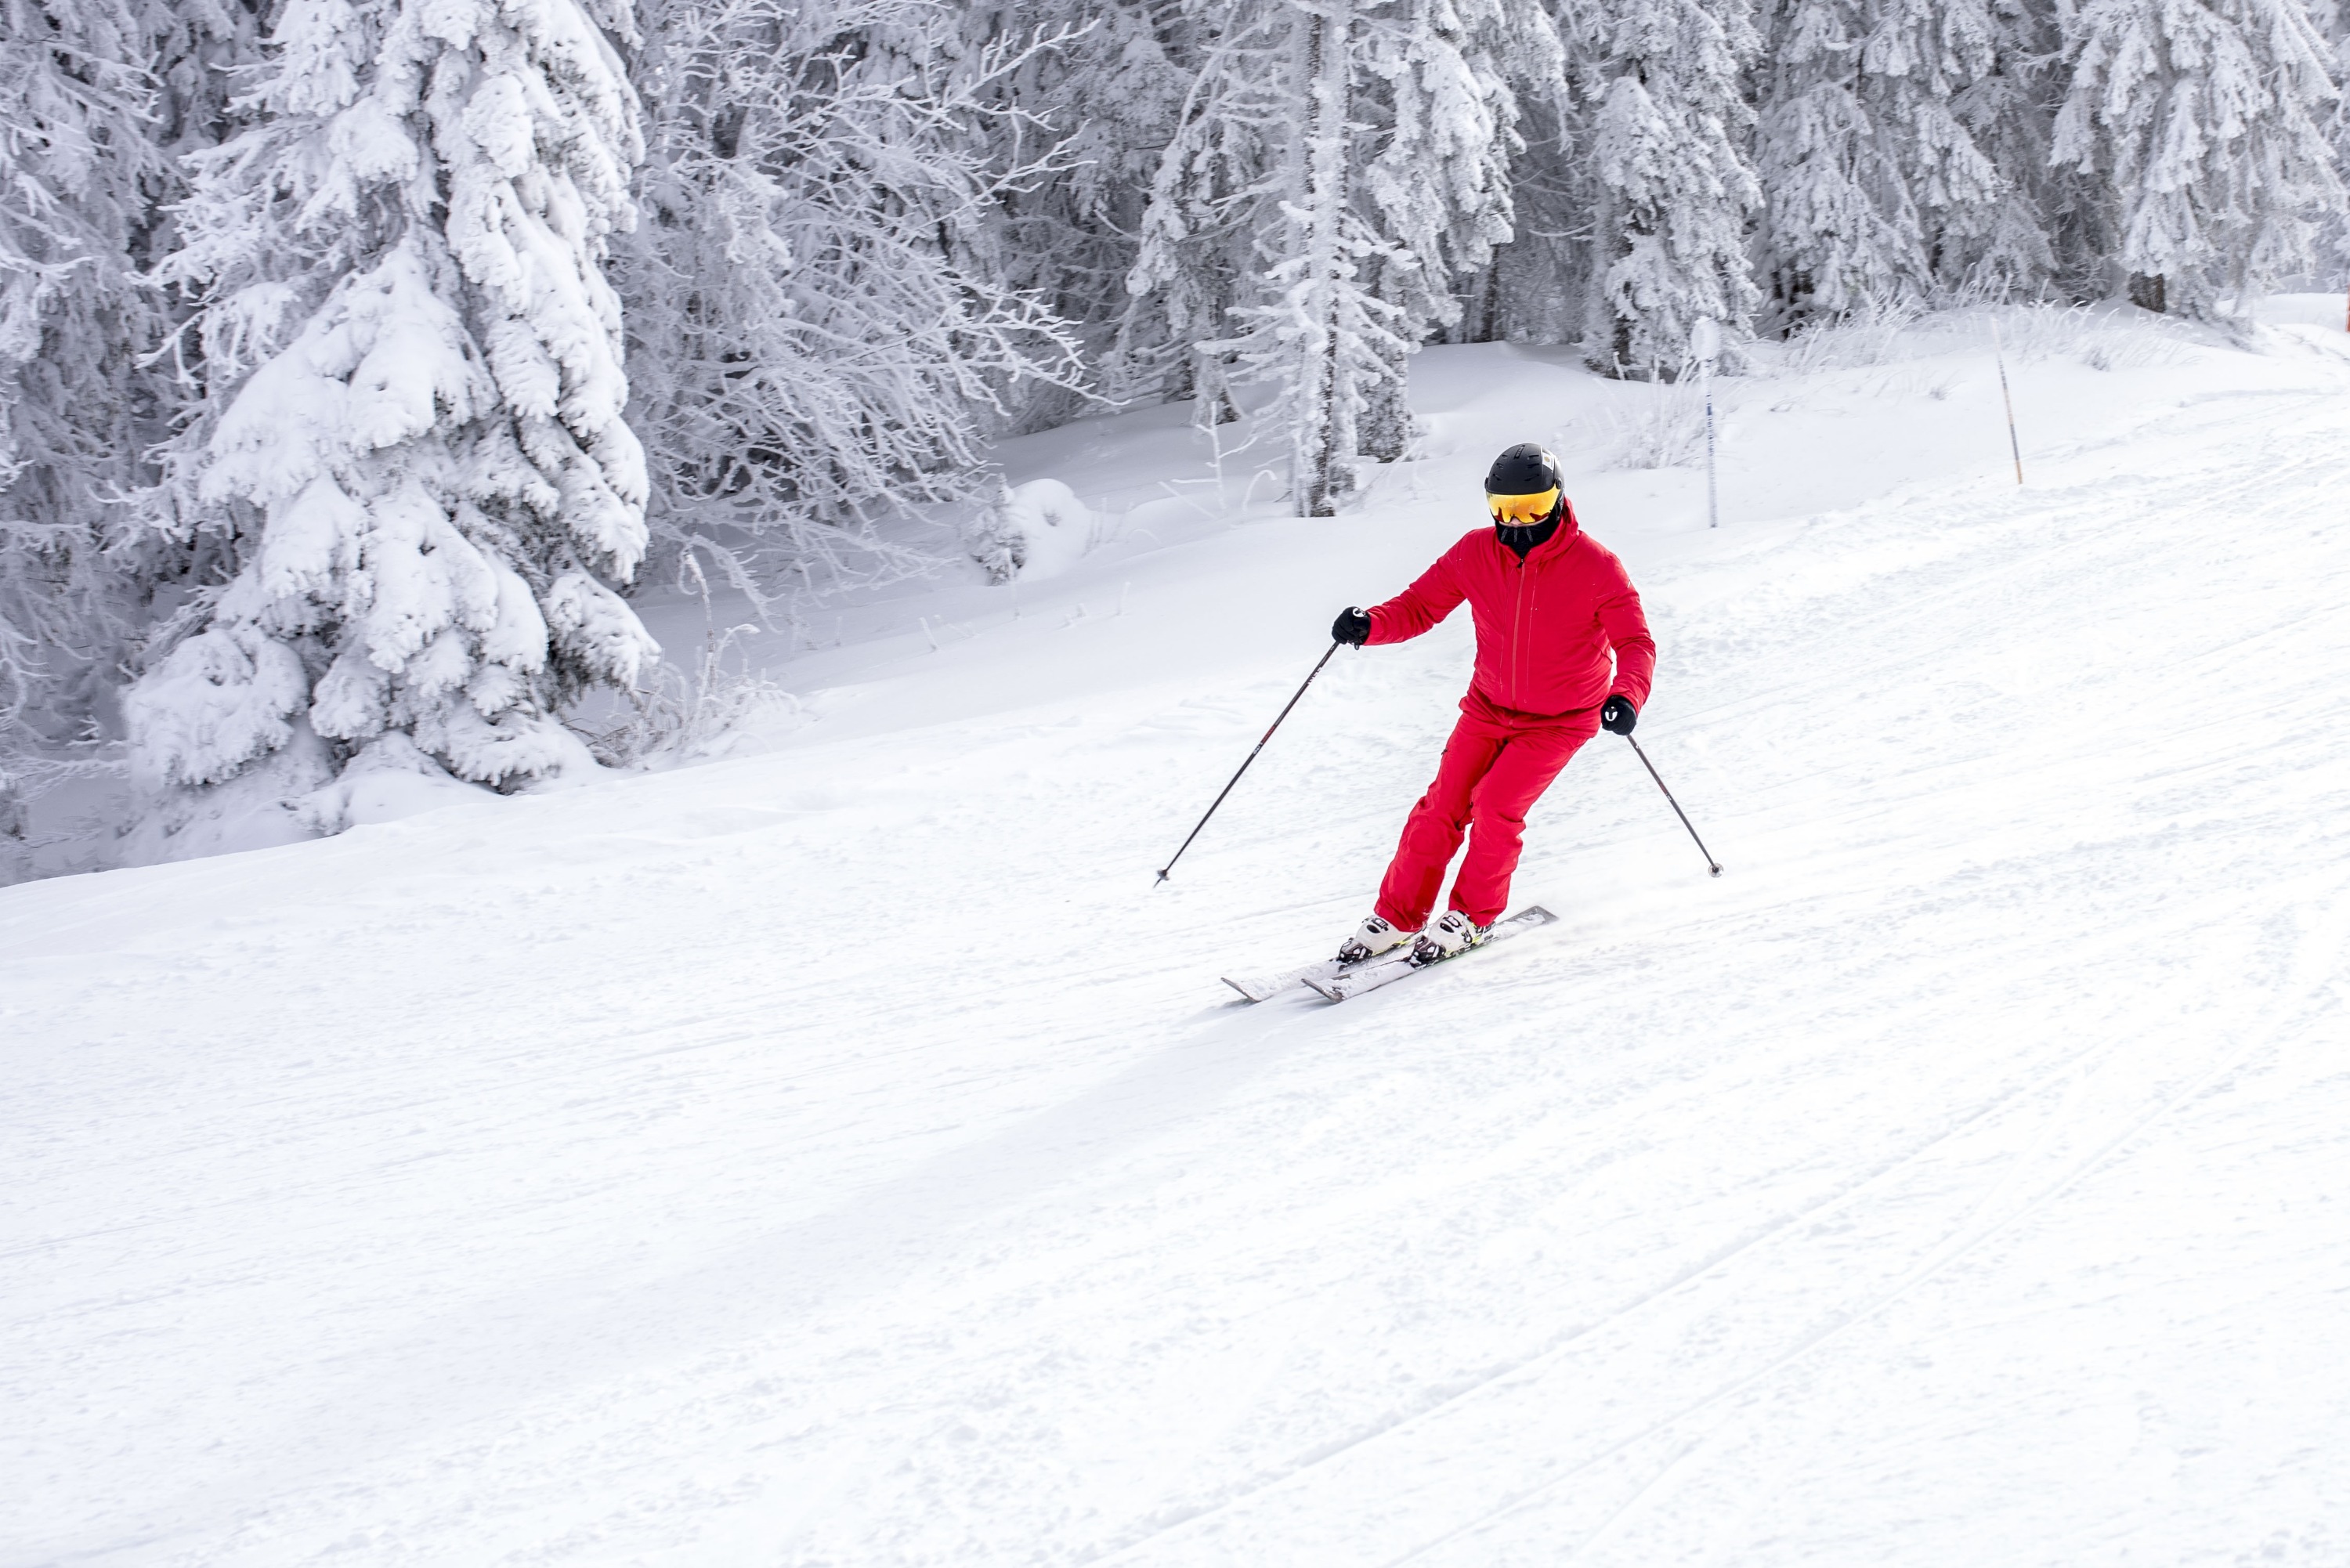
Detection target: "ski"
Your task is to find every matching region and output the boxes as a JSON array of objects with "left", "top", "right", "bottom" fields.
[
  {"left": 1223, "top": 957, "right": 1348, "bottom": 1003},
  {"left": 1301, "top": 905, "right": 1556, "bottom": 1003}
]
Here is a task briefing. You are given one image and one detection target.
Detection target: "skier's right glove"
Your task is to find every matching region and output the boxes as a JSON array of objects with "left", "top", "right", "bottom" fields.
[
  {"left": 1600, "top": 695, "right": 1638, "bottom": 735},
  {"left": 1332, "top": 607, "right": 1372, "bottom": 647}
]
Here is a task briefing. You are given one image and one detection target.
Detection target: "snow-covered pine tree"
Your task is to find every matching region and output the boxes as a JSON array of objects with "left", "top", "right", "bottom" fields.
[
  {"left": 1582, "top": 0, "right": 1762, "bottom": 375},
  {"left": 619, "top": 0, "right": 1086, "bottom": 610},
  {"left": 128, "top": 0, "right": 658, "bottom": 855},
  {"left": 0, "top": 0, "right": 254, "bottom": 873},
  {"left": 1129, "top": 0, "right": 1404, "bottom": 515},
  {"left": 1246, "top": 0, "right": 1406, "bottom": 513},
  {"left": 1357, "top": 0, "right": 1530, "bottom": 458},
  {"left": 2053, "top": 0, "right": 2344, "bottom": 316},
  {"left": 2332, "top": 3, "right": 2350, "bottom": 289},
  {"left": 1752, "top": 0, "right": 2053, "bottom": 319},
  {"left": 0, "top": 0, "right": 163, "bottom": 862},
  {"left": 1938, "top": 0, "right": 2066, "bottom": 299},
  {"left": 1459, "top": 0, "right": 1586, "bottom": 347}
]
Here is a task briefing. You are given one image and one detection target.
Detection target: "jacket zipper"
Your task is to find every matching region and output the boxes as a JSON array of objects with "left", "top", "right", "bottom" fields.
[{"left": 1509, "top": 547, "right": 1528, "bottom": 706}]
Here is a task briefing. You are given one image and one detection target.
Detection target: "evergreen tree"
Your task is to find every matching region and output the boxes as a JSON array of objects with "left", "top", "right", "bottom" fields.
[
  {"left": 1752, "top": 0, "right": 1971, "bottom": 320},
  {"left": 128, "top": 0, "right": 658, "bottom": 856},
  {"left": 1583, "top": 0, "right": 1762, "bottom": 374},
  {"left": 1940, "top": 0, "right": 2067, "bottom": 298},
  {"left": 2053, "top": 0, "right": 2344, "bottom": 316},
  {"left": 1, "top": 0, "right": 161, "bottom": 859},
  {"left": 1226, "top": 0, "right": 1408, "bottom": 514},
  {"left": 1358, "top": 0, "right": 1529, "bottom": 457},
  {"left": 1128, "top": 0, "right": 1418, "bottom": 515},
  {"left": 2312, "top": 0, "right": 2350, "bottom": 287},
  {"left": 0, "top": 0, "right": 255, "bottom": 873},
  {"left": 1466, "top": 2, "right": 1582, "bottom": 347}
]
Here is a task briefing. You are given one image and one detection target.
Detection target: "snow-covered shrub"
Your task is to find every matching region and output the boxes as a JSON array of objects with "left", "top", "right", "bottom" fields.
[
  {"left": 964, "top": 478, "right": 1098, "bottom": 583},
  {"left": 1593, "top": 385, "right": 1708, "bottom": 471},
  {"left": 2076, "top": 331, "right": 2189, "bottom": 372},
  {"left": 1973, "top": 301, "right": 2200, "bottom": 368},
  {"left": 131, "top": 0, "right": 659, "bottom": 859},
  {"left": 1975, "top": 300, "right": 2094, "bottom": 362},
  {"left": 961, "top": 495, "right": 1026, "bottom": 587},
  {"left": 581, "top": 652, "right": 804, "bottom": 770},
  {"left": 1777, "top": 290, "right": 1930, "bottom": 371},
  {"left": 575, "top": 553, "right": 803, "bottom": 768}
]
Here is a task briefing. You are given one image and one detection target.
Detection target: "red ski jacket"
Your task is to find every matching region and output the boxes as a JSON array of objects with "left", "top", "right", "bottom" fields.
[{"left": 1367, "top": 507, "right": 1656, "bottom": 718}]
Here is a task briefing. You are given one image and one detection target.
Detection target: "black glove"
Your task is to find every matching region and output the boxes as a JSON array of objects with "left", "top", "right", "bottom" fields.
[
  {"left": 1332, "top": 607, "right": 1372, "bottom": 647},
  {"left": 1600, "top": 695, "right": 1638, "bottom": 735}
]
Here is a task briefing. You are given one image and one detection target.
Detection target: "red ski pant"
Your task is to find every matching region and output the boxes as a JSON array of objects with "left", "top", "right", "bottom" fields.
[{"left": 1374, "top": 692, "right": 1600, "bottom": 930}]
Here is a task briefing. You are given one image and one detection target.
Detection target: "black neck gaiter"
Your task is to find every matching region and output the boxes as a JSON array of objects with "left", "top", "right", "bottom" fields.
[{"left": 1495, "top": 515, "right": 1560, "bottom": 560}]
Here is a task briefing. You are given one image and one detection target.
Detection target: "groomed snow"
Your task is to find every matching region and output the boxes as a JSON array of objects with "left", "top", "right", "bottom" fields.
[{"left": 8, "top": 305, "right": 2350, "bottom": 1566}]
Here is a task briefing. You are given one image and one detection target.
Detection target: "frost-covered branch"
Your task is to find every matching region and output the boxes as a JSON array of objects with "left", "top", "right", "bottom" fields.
[{"left": 618, "top": 0, "right": 1090, "bottom": 610}]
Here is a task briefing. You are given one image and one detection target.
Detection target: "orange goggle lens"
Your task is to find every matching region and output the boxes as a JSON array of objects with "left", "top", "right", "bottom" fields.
[{"left": 1487, "top": 486, "right": 1561, "bottom": 524}]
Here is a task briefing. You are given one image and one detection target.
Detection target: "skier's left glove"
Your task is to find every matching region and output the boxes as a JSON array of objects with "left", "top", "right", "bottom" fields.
[
  {"left": 1600, "top": 695, "right": 1638, "bottom": 735},
  {"left": 1332, "top": 607, "right": 1372, "bottom": 646}
]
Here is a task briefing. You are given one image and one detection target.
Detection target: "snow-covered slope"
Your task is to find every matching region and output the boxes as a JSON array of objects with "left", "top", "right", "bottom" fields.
[{"left": 9, "top": 308, "right": 2350, "bottom": 1566}]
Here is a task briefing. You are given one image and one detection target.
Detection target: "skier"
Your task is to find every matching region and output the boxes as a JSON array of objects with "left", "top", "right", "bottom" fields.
[{"left": 1332, "top": 444, "right": 1655, "bottom": 966}]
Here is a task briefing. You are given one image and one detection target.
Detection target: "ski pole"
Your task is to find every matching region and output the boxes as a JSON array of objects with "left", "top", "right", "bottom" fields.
[
  {"left": 1156, "top": 641, "right": 1341, "bottom": 884},
  {"left": 1622, "top": 733, "right": 1723, "bottom": 876}
]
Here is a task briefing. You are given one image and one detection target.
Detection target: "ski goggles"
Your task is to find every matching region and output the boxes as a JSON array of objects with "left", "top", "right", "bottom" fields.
[{"left": 1486, "top": 486, "right": 1561, "bottom": 524}]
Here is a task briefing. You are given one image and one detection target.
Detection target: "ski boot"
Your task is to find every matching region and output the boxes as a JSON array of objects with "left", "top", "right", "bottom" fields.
[
  {"left": 1336, "top": 914, "right": 1415, "bottom": 965},
  {"left": 1411, "top": 910, "right": 1492, "bottom": 964}
]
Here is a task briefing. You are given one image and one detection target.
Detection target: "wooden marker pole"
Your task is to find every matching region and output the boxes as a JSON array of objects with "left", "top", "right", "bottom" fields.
[
  {"left": 1691, "top": 318, "right": 1722, "bottom": 528},
  {"left": 1990, "top": 317, "right": 2024, "bottom": 485}
]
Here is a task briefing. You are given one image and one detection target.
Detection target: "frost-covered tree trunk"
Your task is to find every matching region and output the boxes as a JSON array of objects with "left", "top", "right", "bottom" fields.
[
  {"left": 619, "top": 0, "right": 1086, "bottom": 609},
  {"left": 128, "top": 0, "right": 658, "bottom": 858},
  {"left": 1290, "top": 3, "right": 1364, "bottom": 514},
  {"left": 1358, "top": 254, "right": 1415, "bottom": 463},
  {"left": 1130, "top": 0, "right": 1402, "bottom": 515},
  {"left": 1583, "top": 0, "right": 1762, "bottom": 376},
  {"left": 2053, "top": 0, "right": 2345, "bottom": 316}
]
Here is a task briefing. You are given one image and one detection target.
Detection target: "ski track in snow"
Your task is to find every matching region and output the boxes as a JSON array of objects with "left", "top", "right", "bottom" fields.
[{"left": 8, "top": 335, "right": 2350, "bottom": 1566}]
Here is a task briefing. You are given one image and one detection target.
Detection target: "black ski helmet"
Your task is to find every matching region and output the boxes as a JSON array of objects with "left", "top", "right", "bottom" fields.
[{"left": 1484, "top": 443, "right": 1562, "bottom": 498}]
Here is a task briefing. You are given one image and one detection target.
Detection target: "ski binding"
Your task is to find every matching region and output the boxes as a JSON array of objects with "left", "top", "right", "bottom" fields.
[
  {"left": 1221, "top": 906, "right": 1556, "bottom": 1004},
  {"left": 1302, "top": 905, "right": 1556, "bottom": 1002}
]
